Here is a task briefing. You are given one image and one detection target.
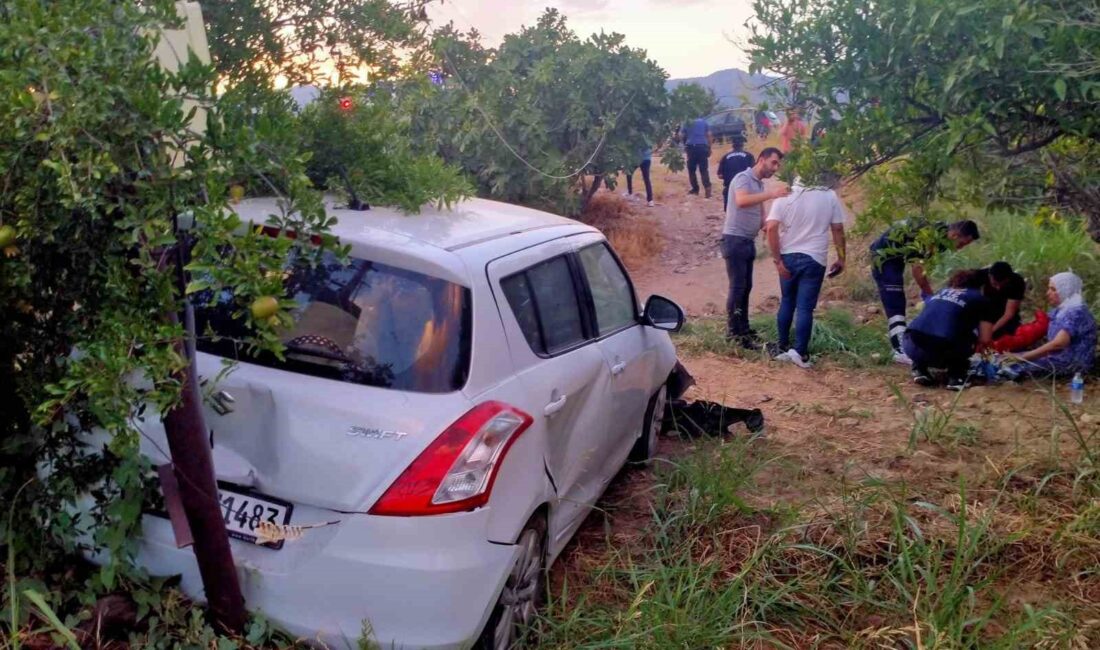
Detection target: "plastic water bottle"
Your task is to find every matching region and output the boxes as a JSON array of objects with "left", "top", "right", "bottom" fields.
[{"left": 1070, "top": 372, "right": 1085, "bottom": 404}]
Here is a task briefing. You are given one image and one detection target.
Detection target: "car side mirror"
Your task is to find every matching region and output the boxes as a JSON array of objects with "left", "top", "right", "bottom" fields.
[{"left": 642, "top": 295, "right": 684, "bottom": 332}]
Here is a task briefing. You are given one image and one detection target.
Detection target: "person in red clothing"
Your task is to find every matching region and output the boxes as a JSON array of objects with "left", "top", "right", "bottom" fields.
[{"left": 780, "top": 109, "right": 809, "bottom": 152}]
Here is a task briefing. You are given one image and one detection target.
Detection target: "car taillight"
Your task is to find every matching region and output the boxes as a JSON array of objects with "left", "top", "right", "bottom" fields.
[{"left": 369, "top": 402, "right": 533, "bottom": 516}]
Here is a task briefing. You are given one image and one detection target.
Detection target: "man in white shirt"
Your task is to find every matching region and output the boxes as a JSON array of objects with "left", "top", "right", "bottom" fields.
[{"left": 764, "top": 172, "right": 847, "bottom": 368}]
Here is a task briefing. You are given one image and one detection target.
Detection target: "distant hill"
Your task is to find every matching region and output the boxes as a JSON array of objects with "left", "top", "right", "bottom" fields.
[{"left": 667, "top": 68, "right": 785, "bottom": 109}]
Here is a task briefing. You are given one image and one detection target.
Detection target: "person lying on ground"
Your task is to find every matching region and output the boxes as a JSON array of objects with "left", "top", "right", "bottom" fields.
[
  {"left": 979, "top": 261, "right": 1025, "bottom": 339},
  {"left": 991, "top": 310, "right": 1049, "bottom": 353},
  {"left": 765, "top": 171, "right": 846, "bottom": 369},
  {"left": 903, "top": 269, "right": 994, "bottom": 391},
  {"left": 1000, "top": 272, "right": 1096, "bottom": 380},
  {"left": 870, "top": 218, "right": 981, "bottom": 365}
]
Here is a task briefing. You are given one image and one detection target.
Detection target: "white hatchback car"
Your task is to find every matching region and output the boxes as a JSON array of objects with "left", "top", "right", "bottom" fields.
[{"left": 128, "top": 196, "right": 685, "bottom": 648}]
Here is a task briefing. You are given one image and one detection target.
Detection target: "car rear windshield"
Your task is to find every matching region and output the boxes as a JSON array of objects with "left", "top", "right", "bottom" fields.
[{"left": 194, "top": 251, "right": 471, "bottom": 394}]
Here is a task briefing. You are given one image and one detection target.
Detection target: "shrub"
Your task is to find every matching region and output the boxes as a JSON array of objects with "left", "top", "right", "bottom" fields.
[{"left": 935, "top": 210, "right": 1100, "bottom": 310}]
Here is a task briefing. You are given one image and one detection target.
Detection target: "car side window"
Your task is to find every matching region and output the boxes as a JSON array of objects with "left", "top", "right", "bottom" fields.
[
  {"left": 501, "top": 256, "right": 586, "bottom": 355},
  {"left": 578, "top": 244, "right": 637, "bottom": 336}
]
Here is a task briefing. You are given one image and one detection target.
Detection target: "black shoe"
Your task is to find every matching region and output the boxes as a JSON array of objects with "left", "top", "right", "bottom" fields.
[
  {"left": 726, "top": 333, "right": 762, "bottom": 351},
  {"left": 704, "top": 187, "right": 712, "bottom": 199},
  {"left": 688, "top": 189, "right": 699, "bottom": 195},
  {"left": 911, "top": 368, "right": 934, "bottom": 387},
  {"left": 740, "top": 338, "right": 763, "bottom": 351},
  {"left": 945, "top": 376, "right": 969, "bottom": 391}
]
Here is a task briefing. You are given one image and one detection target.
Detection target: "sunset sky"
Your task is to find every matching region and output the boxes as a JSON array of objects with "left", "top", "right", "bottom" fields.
[{"left": 427, "top": 0, "right": 759, "bottom": 80}]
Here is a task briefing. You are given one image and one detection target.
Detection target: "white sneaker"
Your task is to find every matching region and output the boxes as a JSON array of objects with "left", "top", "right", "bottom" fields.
[
  {"left": 775, "top": 349, "right": 812, "bottom": 369},
  {"left": 621, "top": 191, "right": 631, "bottom": 198},
  {"left": 647, "top": 200, "right": 655, "bottom": 207},
  {"left": 893, "top": 351, "right": 913, "bottom": 365}
]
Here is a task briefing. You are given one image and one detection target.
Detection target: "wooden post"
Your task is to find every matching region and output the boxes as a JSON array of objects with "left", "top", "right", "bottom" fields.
[{"left": 160, "top": 245, "right": 247, "bottom": 633}]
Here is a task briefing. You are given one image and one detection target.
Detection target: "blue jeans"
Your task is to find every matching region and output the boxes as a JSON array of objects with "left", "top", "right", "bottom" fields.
[{"left": 776, "top": 253, "right": 826, "bottom": 357}]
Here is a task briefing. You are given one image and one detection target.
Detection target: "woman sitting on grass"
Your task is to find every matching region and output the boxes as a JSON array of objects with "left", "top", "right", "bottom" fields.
[
  {"left": 1001, "top": 272, "right": 1096, "bottom": 380},
  {"left": 903, "top": 269, "right": 994, "bottom": 390}
]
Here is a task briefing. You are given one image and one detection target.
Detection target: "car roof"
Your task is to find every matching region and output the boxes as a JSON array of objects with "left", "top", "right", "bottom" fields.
[{"left": 232, "top": 196, "right": 591, "bottom": 252}]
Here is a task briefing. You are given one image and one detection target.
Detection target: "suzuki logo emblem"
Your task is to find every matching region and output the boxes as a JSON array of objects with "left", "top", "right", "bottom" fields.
[{"left": 347, "top": 426, "right": 408, "bottom": 441}]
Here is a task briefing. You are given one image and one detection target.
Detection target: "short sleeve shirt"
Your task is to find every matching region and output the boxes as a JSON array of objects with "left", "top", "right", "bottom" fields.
[
  {"left": 724, "top": 168, "right": 764, "bottom": 238},
  {"left": 979, "top": 270, "right": 1025, "bottom": 325},
  {"left": 719, "top": 151, "right": 754, "bottom": 183},
  {"left": 766, "top": 185, "right": 845, "bottom": 266},
  {"left": 871, "top": 220, "right": 949, "bottom": 264},
  {"left": 683, "top": 119, "right": 710, "bottom": 146}
]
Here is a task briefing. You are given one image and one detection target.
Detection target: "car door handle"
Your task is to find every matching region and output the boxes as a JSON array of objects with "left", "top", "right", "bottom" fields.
[
  {"left": 611, "top": 362, "right": 626, "bottom": 376},
  {"left": 543, "top": 394, "right": 568, "bottom": 417}
]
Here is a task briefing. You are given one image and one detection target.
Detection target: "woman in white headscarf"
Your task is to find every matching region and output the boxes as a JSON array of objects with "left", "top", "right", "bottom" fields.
[{"left": 1003, "top": 271, "right": 1096, "bottom": 378}]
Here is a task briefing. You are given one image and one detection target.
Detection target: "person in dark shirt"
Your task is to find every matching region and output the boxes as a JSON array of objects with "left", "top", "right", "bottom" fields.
[
  {"left": 717, "top": 133, "right": 754, "bottom": 211},
  {"left": 870, "top": 219, "right": 980, "bottom": 363},
  {"left": 978, "top": 261, "right": 1026, "bottom": 339},
  {"left": 681, "top": 117, "right": 713, "bottom": 198},
  {"left": 903, "top": 269, "right": 995, "bottom": 390}
]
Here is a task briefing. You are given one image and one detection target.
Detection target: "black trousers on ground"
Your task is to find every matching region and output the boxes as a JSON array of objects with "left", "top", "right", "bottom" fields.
[
  {"left": 722, "top": 235, "right": 755, "bottom": 338},
  {"left": 872, "top": 255, "right": 907, "bottom": 352},
  {"left": 626, "top": 160, "right": 653, "bottom": 202},
  {"left": 686, "top": 144, "right": 711, "bottom": 193},
  {"left": 902, "top": 330, "right": 972, "bottom": 381}
]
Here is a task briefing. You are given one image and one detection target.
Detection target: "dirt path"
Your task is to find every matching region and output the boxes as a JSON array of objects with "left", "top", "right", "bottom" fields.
[{"left": 621, "top": 160, "right": 782, "bottom": 319}]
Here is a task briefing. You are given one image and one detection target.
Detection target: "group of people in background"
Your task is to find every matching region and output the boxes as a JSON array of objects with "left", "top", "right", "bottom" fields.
[
  {"left": 692, "top": 114, "right": 1096, "bottom": 389},
  {"left": 676, "top": 110, "right": 810, "bottom": 207}
]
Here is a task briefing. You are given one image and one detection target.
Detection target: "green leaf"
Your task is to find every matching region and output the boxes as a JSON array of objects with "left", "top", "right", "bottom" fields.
[
  {"left": 1053, "top": 78, "right": 1067, "bottom": 101},
  {"left": 185, "top": 278, "right": 211, "bottom": 294},
  {"left": 21, "top": 590, "right": 80, "bottom": 650}
]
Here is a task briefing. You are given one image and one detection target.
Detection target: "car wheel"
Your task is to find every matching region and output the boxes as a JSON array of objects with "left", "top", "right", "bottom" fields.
[
  {"left": 629, "top": 384, "right": 668, "bottom": 463},
  {"left": 475, "top": 516, "right": 547, "bottom": 650}
]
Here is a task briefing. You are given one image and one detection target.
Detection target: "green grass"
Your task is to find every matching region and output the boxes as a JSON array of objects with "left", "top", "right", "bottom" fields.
[
  {"left": 935, "top": 209, "right": 1100, "bottom": 311},
  {"left": 537, "top": 437, "right": 1097, "bottom": 649},
  {"left": 674, "top": 308, "right": 894, "bottom": 368},
  {"left": 888, "top": 382, "right": 982, "bottom": 449}
]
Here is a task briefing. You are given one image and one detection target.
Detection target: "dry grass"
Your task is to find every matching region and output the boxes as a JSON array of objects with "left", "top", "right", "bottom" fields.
[
  {"left": 541, "top": 376, "right": 1100, "bottom": 649},
  {"left": 581, "top": 193, "right": 663, "bottom": 272}
]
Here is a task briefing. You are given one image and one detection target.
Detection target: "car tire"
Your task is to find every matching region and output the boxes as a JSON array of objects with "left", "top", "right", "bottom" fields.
[
  {"left": 474, "top": 515, "right": 548, "bottom": 650},
  {"left": 629, "top": 384, "right": 668, "bottom": 464}
]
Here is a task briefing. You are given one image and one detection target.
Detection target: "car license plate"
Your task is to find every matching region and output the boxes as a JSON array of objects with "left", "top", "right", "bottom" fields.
[{"left": 217, "top": 483, "right": 293, "bottom": 550}]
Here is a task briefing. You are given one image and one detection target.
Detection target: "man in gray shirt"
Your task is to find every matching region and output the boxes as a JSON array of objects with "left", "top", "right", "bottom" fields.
[{"left": 722, "top": 147, "right": 789, "bottom": 348}]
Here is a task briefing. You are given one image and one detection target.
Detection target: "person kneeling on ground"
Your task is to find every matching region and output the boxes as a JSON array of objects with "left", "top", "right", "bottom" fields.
[
  {"left": 870, "top": 219, "right": 980, "bottom": 365},
  {"left": 1001, "top": 272, "right": 1096, "bottom": 380},
  {"left": 765, "top": 171, "right": 847, "bottom": 369},
  {"left": 980, "top": 261, "right": 1026, "bottom": 340},
  {"left": 903, "top": 269, "right": 994, "bottom": 390}
]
